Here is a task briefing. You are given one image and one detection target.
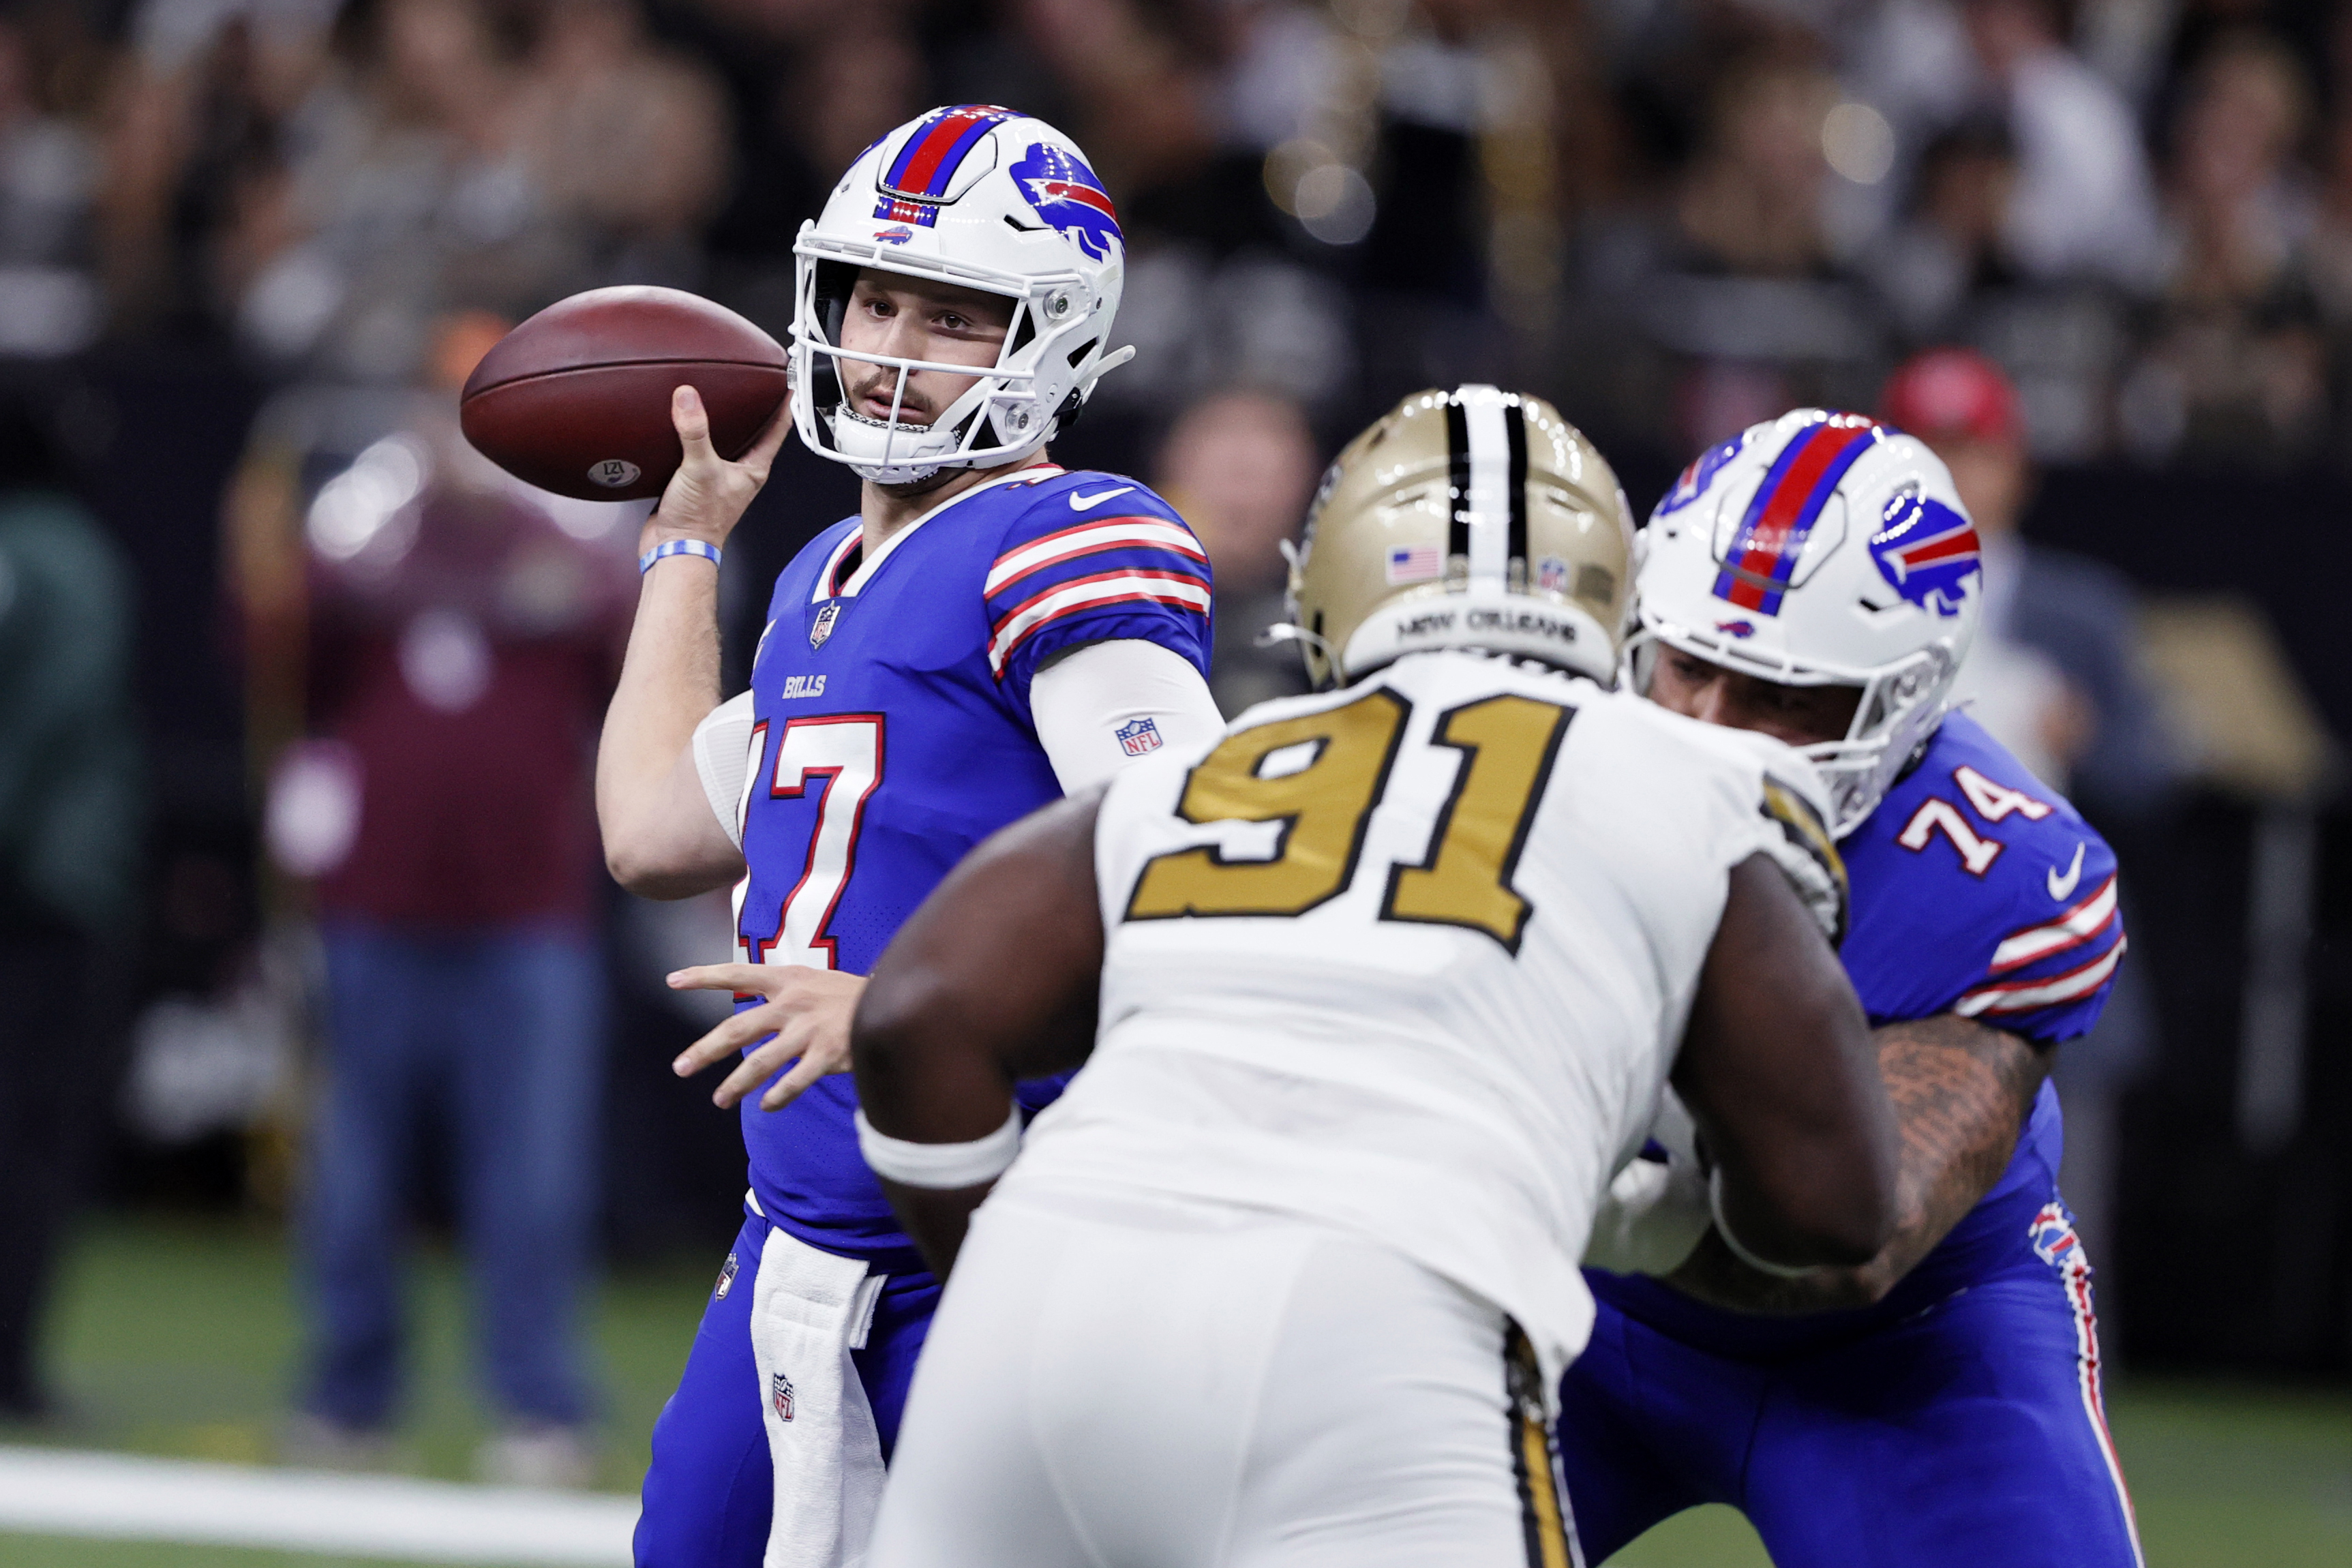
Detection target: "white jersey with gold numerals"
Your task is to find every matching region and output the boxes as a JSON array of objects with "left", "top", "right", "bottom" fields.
[{"left": 997, "top": 649, "right": 1846, "bottom": 1385}]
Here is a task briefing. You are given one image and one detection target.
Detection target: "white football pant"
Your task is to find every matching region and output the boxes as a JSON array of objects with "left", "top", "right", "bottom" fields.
[{"left": 866, "top": 1186, "right": 1580, "bottom": 1568}]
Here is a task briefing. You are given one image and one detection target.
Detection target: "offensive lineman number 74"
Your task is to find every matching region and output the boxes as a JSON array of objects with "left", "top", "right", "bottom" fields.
[{"left": 1124, "top": 688, "right": 1573, "bottom": 956}]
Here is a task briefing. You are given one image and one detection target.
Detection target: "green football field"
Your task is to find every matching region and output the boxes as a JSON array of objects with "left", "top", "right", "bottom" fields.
[{"left": 3, "top": 1215, "right": 2346, "bottom": 1567}]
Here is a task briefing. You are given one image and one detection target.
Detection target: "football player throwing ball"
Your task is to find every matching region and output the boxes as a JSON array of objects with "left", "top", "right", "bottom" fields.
[{"left": 600, "top": 106, "right": 1224, "bottom": 1568}]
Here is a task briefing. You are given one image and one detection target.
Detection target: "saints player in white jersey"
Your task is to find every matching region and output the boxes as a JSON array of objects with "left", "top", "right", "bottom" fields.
[{"left": 843, "top": 387, "right": 1902, "bottom": 1568}]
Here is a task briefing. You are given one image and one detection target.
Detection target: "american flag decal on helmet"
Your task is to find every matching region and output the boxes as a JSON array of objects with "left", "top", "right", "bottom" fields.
[
  {"left": 871, "top": 196, "right": 939, "bottom": 228},
  {"left": 1711, "top": 414, "right": 1883, "bottom": 616}
]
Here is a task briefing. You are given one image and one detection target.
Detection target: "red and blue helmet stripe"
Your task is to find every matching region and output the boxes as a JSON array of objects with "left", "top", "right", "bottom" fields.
[
  {"left": 1711, "top": 413, "right": 1884, "bottom": 616},
  {"left": 880, "top": 105, "right": 1016, "bottom": 200}
]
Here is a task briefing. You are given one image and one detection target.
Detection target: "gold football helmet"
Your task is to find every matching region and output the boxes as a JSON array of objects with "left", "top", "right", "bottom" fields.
[{"left": 1284, "top": 385, "right": 1635, "bottom": 689}]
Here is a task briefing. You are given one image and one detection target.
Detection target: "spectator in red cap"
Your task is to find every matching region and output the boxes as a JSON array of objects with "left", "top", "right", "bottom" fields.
[
  {"left": 1881, "top": 346, "right": 2174, "bottom": 809},
  {"left": 1882, "top": 345, "right": 2173, "bottom": 1281}
]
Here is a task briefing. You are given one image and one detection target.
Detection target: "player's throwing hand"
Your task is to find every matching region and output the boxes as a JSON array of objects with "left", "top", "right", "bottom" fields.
[
  {"left": 666, "top": 963, "right": 865, "bottom": 1111},
  {"left": 642, "top": 385, "right": 791, "bottom": 554}
]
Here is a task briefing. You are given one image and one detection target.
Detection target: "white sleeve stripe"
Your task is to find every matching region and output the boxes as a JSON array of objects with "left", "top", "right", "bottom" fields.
[
  {"left": 983, "top": 518, "right": 1207, "bottom": 596},
  {"left": 1989, "top": 875, "right": 2121, "bottom": 974},
  {"left": 1957, "top": 934, "right": 2128, "bottom": 1016},
  {"left": 986, "top": 573, "right": 1213, "bottom": 676}
]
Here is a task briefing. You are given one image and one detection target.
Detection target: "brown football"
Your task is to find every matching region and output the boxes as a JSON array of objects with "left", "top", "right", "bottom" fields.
[{"left": 459, "top": 286, "right": 789, "bottom": 501}]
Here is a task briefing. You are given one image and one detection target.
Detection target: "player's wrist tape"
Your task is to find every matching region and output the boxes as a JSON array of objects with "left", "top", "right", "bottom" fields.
[
  {"left": 1708, "top": 1168, "right": 1824, "bottom": 1280},
  {"left": 854, "top": 1106, "right": 1022, "bottom": 1189},
  {"left": 639, "top": 538, "right": 722, "bottom": 574}
]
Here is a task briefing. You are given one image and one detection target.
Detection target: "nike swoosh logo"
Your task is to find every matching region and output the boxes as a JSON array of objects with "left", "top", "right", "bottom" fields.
[
  {"left": 2047, "top": 843, "right": 2085, "bottom": 901},
  {"left": 1069, "top": 485, "right": 1136, "bottom": 511}
]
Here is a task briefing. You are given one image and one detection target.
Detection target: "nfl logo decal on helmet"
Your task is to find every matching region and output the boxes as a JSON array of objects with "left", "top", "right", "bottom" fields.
[
  {"left": 1631, "top": 408, "right": 1982, "bottom": 838},
  {"left": 789, "top": 106, "right": 1136, "bottom": 486}
]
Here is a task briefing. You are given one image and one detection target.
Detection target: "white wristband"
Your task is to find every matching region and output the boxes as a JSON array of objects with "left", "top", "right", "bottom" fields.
[
  {"left": 855, "top": 1106, "right": 1023, "bottom": 1190},
  {"left": 1708, "top": 1167, "right": 1823, "bottom": 1280}
]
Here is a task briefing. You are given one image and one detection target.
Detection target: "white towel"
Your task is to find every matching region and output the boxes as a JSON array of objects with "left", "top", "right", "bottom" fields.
[{"left": 751, "top": 1224, "right": 890, "bottom": 1568}]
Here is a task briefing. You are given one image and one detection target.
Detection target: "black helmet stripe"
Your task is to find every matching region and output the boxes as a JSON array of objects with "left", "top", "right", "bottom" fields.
[
  {"left": 1504, "top": 398, "right": 1529, "bottom": 571},
  {"left": 1445, "top": 395, "right": 1473, "bottom": 564}
]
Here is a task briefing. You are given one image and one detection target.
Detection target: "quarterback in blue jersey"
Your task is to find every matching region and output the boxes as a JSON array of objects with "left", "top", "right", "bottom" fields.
[
  {"left": 596, "top": 108, "right": 1223, "bottom": 1568},
  {"left": 1558, "top": 410, "right": 2139, "bottom": 1567}
]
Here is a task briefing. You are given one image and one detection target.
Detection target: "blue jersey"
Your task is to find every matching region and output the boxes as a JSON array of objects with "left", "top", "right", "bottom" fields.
[
  {"left": 731, "top": 464, "right": 1212, "bottom": 1273},
  {"left": 1592, "top": 709, "right": 2125, "bottom": 1353}
]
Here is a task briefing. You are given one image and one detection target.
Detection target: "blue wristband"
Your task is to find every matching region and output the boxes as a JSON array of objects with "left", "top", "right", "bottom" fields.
[{"left": 639, "top": 538, "right": 722, "bottom": 574}]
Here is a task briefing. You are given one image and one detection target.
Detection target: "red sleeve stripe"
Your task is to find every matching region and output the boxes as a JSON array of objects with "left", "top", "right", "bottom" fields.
[
  {"left": 1957, "top": 934, "right": 2128, "bottom": 1017},
  {"left": 984, "top": 517, "right": 1207, "bottom": 597},
  {"left": 1989, "top": 874, "right": 2120, "bottom": 975},
  {"left": 986, "top": 569, "right": 1211, "bottom": 677}
]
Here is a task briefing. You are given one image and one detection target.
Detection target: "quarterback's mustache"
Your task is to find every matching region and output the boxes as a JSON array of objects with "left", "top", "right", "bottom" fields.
[{"left": 845, "top": 365, "right": 937, "bottom": 419}]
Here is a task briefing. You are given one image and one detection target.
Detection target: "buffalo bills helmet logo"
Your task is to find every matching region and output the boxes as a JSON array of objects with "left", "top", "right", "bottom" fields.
[
  {"left": 1869, "top": 489, "right": 1980, "bottom": 617},
  {"left": 1714, "top": 620, "right": 1756, "bottom": 638},
  {"left": 1010, "top": 142, "right": 1122, "bottom": 262},
  {"left": 2028, "top": 1203, "right": 2079, "bottom": 1267},
  {"left": 1655, "top": 434, "right": 1745, "bottom": 519}
]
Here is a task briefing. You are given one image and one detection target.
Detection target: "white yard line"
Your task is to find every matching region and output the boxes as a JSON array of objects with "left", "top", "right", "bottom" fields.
[{"left": 0, "top": 1445, "right": 636, "bottom": 1565}]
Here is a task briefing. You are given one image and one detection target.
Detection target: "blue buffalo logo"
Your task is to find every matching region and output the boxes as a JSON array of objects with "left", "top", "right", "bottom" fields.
[
  {"left": 873, "top": 225, "right": 916, "bottom": 245},
  {"left": 1714, "top": 620, "right": 1756, "bottom": 639},
  {"left": 2028, "top": 1203, "right": 2079, "bottom": 1267},
  {"left": 1010, "top": 142, "right": 1122, "bottom": 262},
  {"left": 1655, "top": 434, "right": 1745, "bottom": 518},
  {"left": 1868, "top": 490, "right": 1980, "bottom": 617}
]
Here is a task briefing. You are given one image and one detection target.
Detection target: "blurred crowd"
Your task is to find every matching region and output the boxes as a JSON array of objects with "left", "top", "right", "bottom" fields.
[{"left": 0, "top": 0, "right": 2350, "bottom": 468}]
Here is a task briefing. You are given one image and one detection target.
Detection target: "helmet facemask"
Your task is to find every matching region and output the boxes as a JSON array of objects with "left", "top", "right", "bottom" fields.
[
  {"left": 789, "top": 242, "right": 1132, "bottom": 487},
  {"left": 1625, "top": 614, "right": 1956, "bottom": 838}
]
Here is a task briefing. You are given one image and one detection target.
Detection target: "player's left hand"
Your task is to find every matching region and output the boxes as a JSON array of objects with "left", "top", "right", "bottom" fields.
[{"left": 666, "top": 964, "right": 867, "bottom": 1112}]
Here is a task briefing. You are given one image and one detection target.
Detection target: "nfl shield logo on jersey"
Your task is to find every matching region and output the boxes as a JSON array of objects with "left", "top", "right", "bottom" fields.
[
  {"left": 712, "top": 1252, "right": 738, "bottom": 1301},
  {"left": 810, "top": 603, "right": 841, "bottom": 649},
  {"left": 1115, "top": 717, "right": 1163, "bottom": 757},
  {"left": 772, "top": 1372, "right": 796, "bottom": 1421}
]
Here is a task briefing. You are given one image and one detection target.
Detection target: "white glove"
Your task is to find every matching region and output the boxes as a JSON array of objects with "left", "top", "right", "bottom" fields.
[
  {"left": 1583, "top": 1087, "right": 1710, "bottom": 1276},
  {"left": 1584, "top": 1154, "right": 1713, "bottom": 1276}
]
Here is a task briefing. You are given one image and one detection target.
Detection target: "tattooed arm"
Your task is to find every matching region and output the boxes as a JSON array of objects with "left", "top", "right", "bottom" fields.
[{"left": 1661, "top": 1014, "right": 2051, "bottom": 1314}]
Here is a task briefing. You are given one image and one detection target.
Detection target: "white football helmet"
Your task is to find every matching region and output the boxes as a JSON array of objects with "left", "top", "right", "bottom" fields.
[
  {"left": 1631, "top": 409, "right": 1984, "bottom": 836},
  {"left": 789, "top": 105, "right": 1135, "bottom": 485}
]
